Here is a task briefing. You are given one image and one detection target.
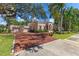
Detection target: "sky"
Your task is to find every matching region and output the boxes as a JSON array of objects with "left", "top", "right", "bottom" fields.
[
  {"left": 66, "top": 3, "right": 79, "bottom": 9},
  {"left": 0, "top": 15, "right": 7, "bottom": 25},
  {"left": 0, "top": 3, "right": 79, "bottom": 25},
  {"left": 42, "top": 3, "right": 50, "bottom": 19}
]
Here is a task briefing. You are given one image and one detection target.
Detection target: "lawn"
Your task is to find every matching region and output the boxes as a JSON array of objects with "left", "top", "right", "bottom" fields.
[
  {"left": 53, "top": 32, "right": 76, "bottom": 40},
  {"left": 0, "top": 34, "right": 14, "bottom": 56}
]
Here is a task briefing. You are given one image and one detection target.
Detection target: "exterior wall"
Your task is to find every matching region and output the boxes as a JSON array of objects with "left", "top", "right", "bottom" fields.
[
  {"left": 37, "top": 23, "right": 46, "bottom": 30},
  {"left": 23, "top": 29, "right": 28, "bottom": 32},
  {"left": 29, "top": 22, "right": 38, "bottom": 31},
  {"left": 37, "top": 22, "right": 53, "bottom": 32},
  {"left": 12, "top": 28, "right": 19, "bottom": 33},
  {"left": 10, "top": 25, "right": 29, "bottom": 33},
  {"left": 10, "top": 25, "right": 20, "bottom": 33},
  {"left": 23, "top": 26, "right": 29, "bottom": 32}
]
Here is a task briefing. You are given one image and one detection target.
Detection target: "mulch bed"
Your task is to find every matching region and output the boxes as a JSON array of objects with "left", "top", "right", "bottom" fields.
[{"left": 13, "top": 32, "right": 56, "bottom": 53}]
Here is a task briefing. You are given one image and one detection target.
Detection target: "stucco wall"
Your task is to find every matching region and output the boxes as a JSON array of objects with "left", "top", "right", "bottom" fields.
[{"left": 37, "top": 23, "right": 46, "bottom": 30}]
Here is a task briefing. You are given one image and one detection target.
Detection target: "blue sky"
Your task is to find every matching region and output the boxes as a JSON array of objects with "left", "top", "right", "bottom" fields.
[
  {"left": 0, "top": 3, "right": 79, "bottom": 25},
  {"left": 0, "top": 15, "right": 7, "bottom": 25},
  {"left": 66, "top": 3, "right": 79, "bottom": 9},
  {"left": 42, "top": 3, "right": 51, "bottom": 19}
]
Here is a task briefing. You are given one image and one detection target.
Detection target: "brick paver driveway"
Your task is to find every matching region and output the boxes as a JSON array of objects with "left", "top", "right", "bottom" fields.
[{"left": 16, "top": 39, "right": 79, "bottom": 56}]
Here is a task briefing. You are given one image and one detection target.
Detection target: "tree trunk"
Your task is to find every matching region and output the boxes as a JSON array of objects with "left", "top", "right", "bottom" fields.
[
  {"left": 58, "top": 20, "right": 61, "bottom": 33},
  {"left": 69, "top": 20, "right": 71, "bottom": 33},
  {"left": 58, "top": 8, "right": 64, "bottom": 34}
]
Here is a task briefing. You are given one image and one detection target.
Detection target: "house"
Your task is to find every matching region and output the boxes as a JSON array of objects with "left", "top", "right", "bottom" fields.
[
  {"left": 10, "top": 22, "right": 53, "bottom": 33},
  {"left": 10, "top": 18, "right": 54, "bottom": 33},
  {"left": 29, "top": 17, "right": 54, "bottom": 33},
  {"left": 10, "top": 25, "right": 20, "bottom": 33}
]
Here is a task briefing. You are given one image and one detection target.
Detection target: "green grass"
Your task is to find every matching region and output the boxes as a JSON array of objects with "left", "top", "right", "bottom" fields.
[
  {"left": 0, "top": 34, "right": 14, "bottom": 56},
  {"left": 53, "top": 32, "right": 76, "bottom": 40}
]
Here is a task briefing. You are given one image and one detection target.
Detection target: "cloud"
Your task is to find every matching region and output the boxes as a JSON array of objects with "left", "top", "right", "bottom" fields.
[
  {"left": 49, "top": 18, "right": 54, "bottom": 23},
  {"left": 16, "top": 15, "right": 24, "bottom": 22}
]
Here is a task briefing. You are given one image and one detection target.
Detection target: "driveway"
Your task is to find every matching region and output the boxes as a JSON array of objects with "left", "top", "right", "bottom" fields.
[
  {"left": 68, "top": 33, "right": 79, "bottom": 42},
  {"left": 16, "top": 39, "right": 79, "bottom": 56}
]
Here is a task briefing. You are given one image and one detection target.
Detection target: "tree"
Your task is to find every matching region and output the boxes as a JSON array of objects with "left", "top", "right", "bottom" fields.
[
  {"left": 48, "top": 3, "right": 65, "bottom": 33},
  {"left": 63, "top": 6, "right": 79, "bottom": 32},
  {"left": 0, "top": 4, "right": 16, "bottom": 32},
  {"left": 16, "top": 3, "right": 47, "bottom": 20}
]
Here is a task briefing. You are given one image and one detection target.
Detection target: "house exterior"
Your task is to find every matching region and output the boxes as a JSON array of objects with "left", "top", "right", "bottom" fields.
[
  {"left": 10, "top": 22, "right": 53, "bottom": 33},
  {"left": 10, "top": 25, "right": 20, "bottom": 33},
  {"left": 23, "top": 26, "right": 29, "bottom": 32},
  {"left": 37, "top": 22, "right": 53, "bottom": 32},
  {"left": 10, "top": 18, "right": 54, "bottom": 33}
]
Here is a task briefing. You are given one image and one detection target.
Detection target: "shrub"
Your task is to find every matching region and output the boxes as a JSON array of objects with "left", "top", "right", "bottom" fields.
[{"left": 34, "top": 30, "right": 48, "bottom": 33}]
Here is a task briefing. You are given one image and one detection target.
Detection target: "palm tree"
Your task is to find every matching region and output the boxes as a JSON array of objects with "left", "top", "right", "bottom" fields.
[
  {"left": 16, "top": 3, "right": 47, "bottom": 20},
  {"left": 48, "top": 3, "right": 65, "bottom": 33}
]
